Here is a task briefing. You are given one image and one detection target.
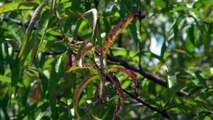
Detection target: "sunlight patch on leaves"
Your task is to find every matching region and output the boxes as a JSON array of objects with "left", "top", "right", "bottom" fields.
[
  {"left": 67, "top": 64, "right": 99, "bottom": 73},
  {"left": 0, "top": 2, "right": 38, "bottom": 13}
]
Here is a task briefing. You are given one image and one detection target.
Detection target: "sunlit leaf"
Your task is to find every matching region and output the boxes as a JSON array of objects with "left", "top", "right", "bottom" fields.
[
  {"left": 76, "top": 42, "right": 94, "bottom": 67},
  {"left": 0, "top": 2, "right": 38, "bottom": 13},
  {"left": 67, "top": 64, "right": 99, "bottom": 73},
  {"left": 31, "top": 9, "right": 50, "bottom": 62},
  {"left": 7, "top": 23, "right": 23, "bottom": 45},
  {"left": 167, "top": 73, "right": 177, "bottom": 88},
  {"left": 0, "top": 75, "right": 11, "bottom": 83},
  {"left": 81, "top": 8, "right": 98, "bottom": 38},
  {"left": 18, "top": 0, "right": 48, "bottom": 62},
  {"left": 102, "top": 12, "right": 145, "bottom": 58},
  {"left": 108, "top": 67, "right": 137, "bottom": 80}
]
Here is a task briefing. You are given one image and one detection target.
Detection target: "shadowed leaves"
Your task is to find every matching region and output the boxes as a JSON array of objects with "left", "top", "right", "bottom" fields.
[{"left": 73, "top": 74, "right": 100, "bottom": 119}]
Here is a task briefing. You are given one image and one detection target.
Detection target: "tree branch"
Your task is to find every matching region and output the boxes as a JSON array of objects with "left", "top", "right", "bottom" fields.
[
  {"left": 106, "top": 55, "right": 189, "bottom": 97},
  {"left": 123, "top": 89, "right": 170, "bottom": 118},
  {"left": 40, "top": 48, "right": 189, "bottom": 97},
  {"left": 5, "top": 17, "right": 189, "bottom": 96},
  {"left": 105, "top": 73, "right": 170, "bottom": 118}
]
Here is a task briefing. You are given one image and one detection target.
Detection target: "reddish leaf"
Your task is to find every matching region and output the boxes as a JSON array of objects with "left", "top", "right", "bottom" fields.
[
  {"left": 107, "top": 73, "right": 124, "bottom": 120},
  {"left": 108, "top": 67, "right": 137, "bottom": 80},
  {"left": 34, "top": 84, "right": 40, "bottom": 103},
  {"left": 134, "top": 80, "right": 140, "bottom": 97},
  {"left": 66, "top": 54, "right": 73, "bottom": 71}
]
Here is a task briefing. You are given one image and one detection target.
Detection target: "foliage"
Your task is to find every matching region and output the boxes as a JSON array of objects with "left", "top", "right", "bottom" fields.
[{"left": 0, "top": 0, "right": 213, "bottom": 120}]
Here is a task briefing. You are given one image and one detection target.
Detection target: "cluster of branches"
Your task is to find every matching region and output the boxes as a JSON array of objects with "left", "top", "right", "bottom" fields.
[{"left": 2, "top": 15, "right": 190, "bottom": 119}]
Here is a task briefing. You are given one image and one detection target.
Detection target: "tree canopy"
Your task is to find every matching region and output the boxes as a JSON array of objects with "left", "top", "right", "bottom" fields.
[{"left": 0, "top": 0, "right": 213, "bottom": 119}]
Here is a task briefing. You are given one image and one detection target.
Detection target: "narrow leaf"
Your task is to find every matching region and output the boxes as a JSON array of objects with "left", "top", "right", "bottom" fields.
[
  {"left": 134, "top": 80, "right": 140, "bottom": 97},
  {"left": 96, "top": 75, "right": 106, "bottom": 109},
  {"left": 102, "top": 12, "right": 145, "bottom": 58},
  {"left": 0, "top": 2, "right": 38, "bottom": 13},
  {"left": 7, "top": 23, "right": 24, "bottom": 44},
  {"left": 0, "top": 75, "right": 11, "bottom": 83},
  {"left": 107, "top": 73, "right": 124, "bottom": 120},
  {"left": 76, "top": 42, "right": 94, "bottom": 67},
  {"left": 84, "top": 105, "right": 102, "bottom": 120},
  {"left": 66, "top": 54, "right": 73, "bottom": 71},
  {"left": 18, "top": 0, "right": 48, "bottom": 60},
  {"left": 31, "top": 9, "right": 50, "bottom": 62},
  {"left": 81, "top": 8, "right": 98, "bottom": 38},
  {"left": 48, "top": 55, "right": 63, "bottom": 119},
  {"left": 26, "top": 0, "right": 48, "bottom": 37},
  {"left": 73, "top": 74, "right": 99, "bottom": 119},
  {"left": 167, "top": 74, "right": 177, "bottom": 88},
  {"left": 108, "top": 67, "right": 137, "bottom": 80},
  {"left": 34, "top": 84, "right": 40, "bottom": 103},
  {"left": 67, "top": 64, "right": 99, "bottom": 73}
]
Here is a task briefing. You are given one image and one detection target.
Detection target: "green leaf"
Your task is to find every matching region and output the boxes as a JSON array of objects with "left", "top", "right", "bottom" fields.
[
  {"left": 185, "top": 29, "right": 196, "bottom": 54},
  {"left": 10, "top": 58, "right": 22, "bottom": 87},
  {"left": 129, "top": 22, "right": 140, "bottom": 45},
  {"left": 31, "top": 9, "right": 50, "bottom": 62},
  {"left": 7, "top": 22, "right": 23, "bottom": 45},
  {"left": 48, "top": 55, "right": 63, "bottom": 119},
  {"left": 0, "top": 2, "right": 38, "bottom": 13},
  {"left": 160, "top": 39, "right": 168, "bottom": 60},
  {"left": 0, "top": 75, "right": 11, "bottom": 83},
  {"left": 0, "top": 93, "right": 10, "bottom": 120},
  {"left": 167, "top": 73, "right": 177, "bottom": 88},
  {"left": 18, "top": 0, "right": 48, "bottom": 62},
  {"left": 73, "top": 74, "right": 99, "bottom": 119},
  {"left": 17, "top": 104, "right": 37, "bottom": 119},
  {"left": 154, "top": 0, "right": 166, "bottom": 8}
]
